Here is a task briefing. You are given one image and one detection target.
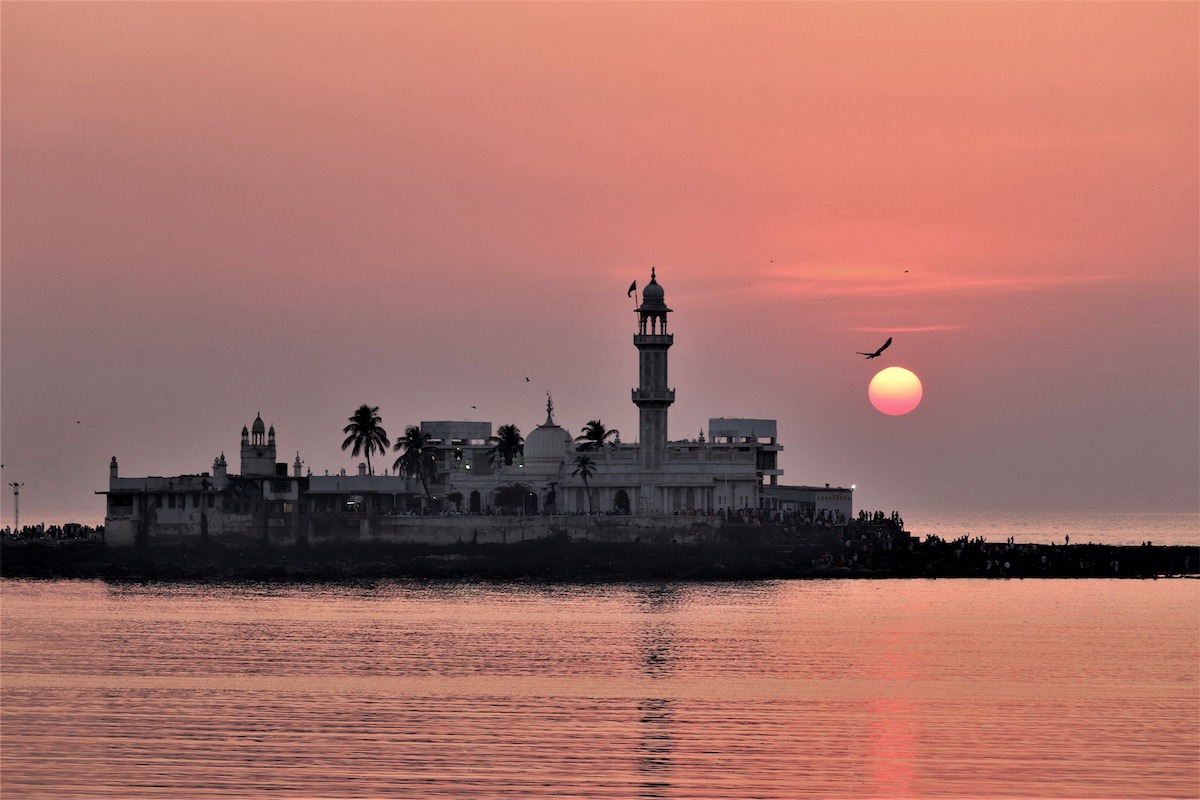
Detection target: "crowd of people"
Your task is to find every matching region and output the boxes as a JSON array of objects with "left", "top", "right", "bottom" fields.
[{"left": 3, "top": 523, "right": 104, "bottom": 541}]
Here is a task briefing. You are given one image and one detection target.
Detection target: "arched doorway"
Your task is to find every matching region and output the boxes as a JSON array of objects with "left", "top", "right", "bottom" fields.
[
  {"left": 614, "top": 489, "right": 630, "bottom": 515},
  {"left": 469, "top": 490, "right": 481, "bottom": 514}
]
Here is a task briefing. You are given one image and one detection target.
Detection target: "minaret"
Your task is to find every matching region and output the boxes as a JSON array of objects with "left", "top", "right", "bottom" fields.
[{"left": 631, "top": 268, "right": 674, "bottom": 471}]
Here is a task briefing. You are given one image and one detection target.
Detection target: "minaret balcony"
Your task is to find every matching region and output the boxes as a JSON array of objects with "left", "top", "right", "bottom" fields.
[
  {"left": 632, "top": 389, "right": 676, "bottom": 404},
  {"left": 633, "top": 333, "right": 674, "bottom": 346}
]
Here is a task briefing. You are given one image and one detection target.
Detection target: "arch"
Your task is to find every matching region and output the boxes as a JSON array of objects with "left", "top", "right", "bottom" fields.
[
  {"left": 685, "top": 487, "right": 695, "bottom": 511},
  {"left": 672, "top": 488, "right": 681, "bottom": 513},
  {"left": 469, "top": 490, "right": 481, "bottom": 514},
  {"left": 614, "top": 489, "right": 631, "bottom": 515},
  {"left": 575, "top": 488, "right": 584, "bottom": 513}
]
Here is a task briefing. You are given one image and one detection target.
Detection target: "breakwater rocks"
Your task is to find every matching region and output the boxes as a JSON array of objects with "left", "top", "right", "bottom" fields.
[{"left": 2, "top": 534, "right": 1196, "bottom": 583}]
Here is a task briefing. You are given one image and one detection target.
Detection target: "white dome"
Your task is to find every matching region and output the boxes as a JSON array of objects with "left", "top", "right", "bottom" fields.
[
  {"left": 524, "top": 420, "right": 572, "bottom": 462},
  {"left": 523, "top": 396, "right": 572, "bottom": 463}
]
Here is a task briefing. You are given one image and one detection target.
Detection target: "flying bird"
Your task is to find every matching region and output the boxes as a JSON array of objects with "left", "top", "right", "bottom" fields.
[
  {"left": 857, "top": 337, "right": 892, "bottom": 359},
  {"left": 525, "top": 377, "right": 530, "bottom": 382}
]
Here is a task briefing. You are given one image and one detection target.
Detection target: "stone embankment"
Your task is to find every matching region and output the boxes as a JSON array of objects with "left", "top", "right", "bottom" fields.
[{"left": 2, "top": 528, "right": 1196, "bottom": 582}]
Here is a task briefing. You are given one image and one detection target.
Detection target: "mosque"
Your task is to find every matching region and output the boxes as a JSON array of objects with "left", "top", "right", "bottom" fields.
[{"left": 102, "top": 270, "right": 853, "bottom": 547}]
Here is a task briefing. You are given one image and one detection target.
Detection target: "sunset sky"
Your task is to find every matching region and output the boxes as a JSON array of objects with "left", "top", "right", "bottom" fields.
[{"left": 2, "top": 2, "right": 1197, "bottom": 526}]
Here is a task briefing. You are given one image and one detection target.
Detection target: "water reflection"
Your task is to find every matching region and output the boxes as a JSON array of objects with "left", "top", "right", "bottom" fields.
[
  {"left": 637, "top": 698, "right": 675, "bottom": 798},
  {"left": 635, "top": 585, "right": 680, "bottom": 797},
  {"left": 3, "top": 580, "right": 1196, "bottom": 799},
  {"left": 865, "top": 617, "right": 922, "bottom": 798}
]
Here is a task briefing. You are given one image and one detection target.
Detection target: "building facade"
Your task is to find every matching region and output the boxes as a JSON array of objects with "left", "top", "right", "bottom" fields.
[{"left": 102, "top": 271, "right": 852, "bottom": 546}]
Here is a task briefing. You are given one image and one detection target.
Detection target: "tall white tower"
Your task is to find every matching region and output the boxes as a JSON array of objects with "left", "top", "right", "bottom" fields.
[{"left": 631, "top": 268, "right": 674, "bottom": 472}]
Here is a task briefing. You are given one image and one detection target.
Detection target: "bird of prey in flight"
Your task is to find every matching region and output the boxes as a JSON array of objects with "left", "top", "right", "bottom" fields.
[{"left": 857, "top": 337, "right": 892, "bottom": 359}]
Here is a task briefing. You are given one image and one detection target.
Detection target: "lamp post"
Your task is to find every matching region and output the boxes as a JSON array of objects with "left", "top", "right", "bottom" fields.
[{"left": 9, "top": 482, "right": 24, "bottom": 533}]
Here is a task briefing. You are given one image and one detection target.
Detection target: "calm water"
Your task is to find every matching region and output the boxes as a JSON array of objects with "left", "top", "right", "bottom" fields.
[
  {"left": 2, "top": 579, "right": 1197, "bottom": 799},
  {"left": 904, "top": 510, "right": 1199, "bottom": 547}
]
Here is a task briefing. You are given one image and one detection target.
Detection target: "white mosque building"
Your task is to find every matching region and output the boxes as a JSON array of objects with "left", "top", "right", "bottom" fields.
[{"left": 102, "top": 270, "right": 852, "bottom": 547}]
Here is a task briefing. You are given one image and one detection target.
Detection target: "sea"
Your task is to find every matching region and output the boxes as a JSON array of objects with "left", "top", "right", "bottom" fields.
[
  {"left": 902, "top": 509, "right": 1199, "bottom": 547},
  {"left": 2, "top": 576, "right": 1198, "bottom": 799}
]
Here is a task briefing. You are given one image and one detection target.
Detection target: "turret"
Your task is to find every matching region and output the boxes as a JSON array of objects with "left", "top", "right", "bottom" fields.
[
  {"left": 110, "top": 456, "right": 119, "bottom": 480},
  {"left": 240, "top": 415, "right": 277, "bottom": 476}
]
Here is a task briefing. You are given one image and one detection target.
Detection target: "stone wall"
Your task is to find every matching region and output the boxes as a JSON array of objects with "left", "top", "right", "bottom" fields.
[{"left": 108, "top": 512, "right": 725, "bottom": 548}]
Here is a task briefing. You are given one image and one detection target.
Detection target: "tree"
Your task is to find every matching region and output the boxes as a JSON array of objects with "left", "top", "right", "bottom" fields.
[
  {"left": 393, "top": 425, "right": 437, "bottom": 506},
  {"left": 493, "top": 482, "right": 535, "bottom": 515},
  {"left": 575, "top": 419, "right": 620, "bottom": 451},
  {"left": 572, "top": 455, "right": 596, "bottom": 514},
  {"left": 341, "top": 405, "right": 389, "bottom": 475},
  {"left": 488, "top": 424, "right": 524, "bottom": 466},
  {"left": 447, "top": 490, "right": 464, "bottom": 512}
]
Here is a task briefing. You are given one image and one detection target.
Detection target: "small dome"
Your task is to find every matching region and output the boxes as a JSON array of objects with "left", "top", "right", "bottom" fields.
[
  {"left": 524, "top": 422, "right": 572, "bottom": 463},
  {"left": 252, "top": 414, "right": 266, "bottom": 433},
  {"left": 640, "top": 268, "right": 669, "bottom": 310},
  {"left": 523, "top": 395, "right": 572, "bottom": 464}
]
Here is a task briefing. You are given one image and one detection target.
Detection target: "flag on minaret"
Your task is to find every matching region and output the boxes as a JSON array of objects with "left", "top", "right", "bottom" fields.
[{"left": 627, "top": 280, "right": 637, "bottom": 297}]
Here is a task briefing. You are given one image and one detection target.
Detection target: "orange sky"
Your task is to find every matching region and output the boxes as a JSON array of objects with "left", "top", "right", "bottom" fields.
[{"left": 2, "top": 2, "right": 1197, "bottom": 523}]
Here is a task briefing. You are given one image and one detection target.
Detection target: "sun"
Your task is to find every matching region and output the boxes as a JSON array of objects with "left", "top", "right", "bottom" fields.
[{"left": 869, "top": 367, "right": 923, "bottom": 415}]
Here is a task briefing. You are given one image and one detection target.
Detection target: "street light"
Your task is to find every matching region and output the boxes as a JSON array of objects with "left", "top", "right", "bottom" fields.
[{"left": 9, "top": 482, "right": 24, "bottom": 533}]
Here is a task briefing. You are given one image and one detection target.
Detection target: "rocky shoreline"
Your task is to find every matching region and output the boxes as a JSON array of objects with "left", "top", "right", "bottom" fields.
[{"left": 2, "top": 536, "right": 1196, "bottom": 582}]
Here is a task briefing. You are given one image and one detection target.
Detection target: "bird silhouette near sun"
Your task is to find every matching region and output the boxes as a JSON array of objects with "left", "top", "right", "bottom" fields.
[
  {"left": 856, "top": 335, "right": 922, "bottom": 415},
  {"left": 857, "top": 337, "right": 892, "bottom": 359}
]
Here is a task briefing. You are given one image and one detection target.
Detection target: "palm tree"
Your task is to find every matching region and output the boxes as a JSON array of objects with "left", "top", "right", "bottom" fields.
[
  {"left": 341, "top": 405, "right": 389, "bottom": 475},
  {"left": 572, "top": 455, "right": 596, "bottom": 514},
  {"left": 393, "top": 425, "right": 436, "bottom": 506},
  {"left": 488, "top": 424, "right": 524, "bottom": 466},
  {"left": 575, "top": 420, "right": 620, "bottom": 451}
]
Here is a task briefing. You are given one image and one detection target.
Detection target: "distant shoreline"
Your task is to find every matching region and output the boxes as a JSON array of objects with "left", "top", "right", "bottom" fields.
[{"left": 2, "top": 538, "right": 1196, "bottom": 583}]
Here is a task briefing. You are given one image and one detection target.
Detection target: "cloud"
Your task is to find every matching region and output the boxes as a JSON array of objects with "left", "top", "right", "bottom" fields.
[
  {"left": 675, "top": 264, "right": 1126, "bottom": 308},
  {"left": 745, "top": 265, "right": 1125, "bottom": 300},
  {"left": 845, "top": 325, "right": 967, "bottom": 333}
]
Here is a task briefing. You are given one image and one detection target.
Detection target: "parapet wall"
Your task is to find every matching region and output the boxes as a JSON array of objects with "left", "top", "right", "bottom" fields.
[
  {"left": 107, "top": 513, "right": 724, "bottom": 548},
  {"left": 302, "top": 514, "right": 724, "bottom": 547}
]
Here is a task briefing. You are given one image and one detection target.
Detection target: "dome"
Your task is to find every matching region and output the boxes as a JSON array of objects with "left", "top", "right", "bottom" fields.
[
  {"left": 640, "top": 268, "right": 669, "bottom": 310},
  {"left": 524, "top": 419, "right": 572, "bottom": 462},
  {"left": 523, "top": 396, "right": 572, "bottom": 463},
  {"left": 252, "top": 413, "right": 266, "bottom": 434}
]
